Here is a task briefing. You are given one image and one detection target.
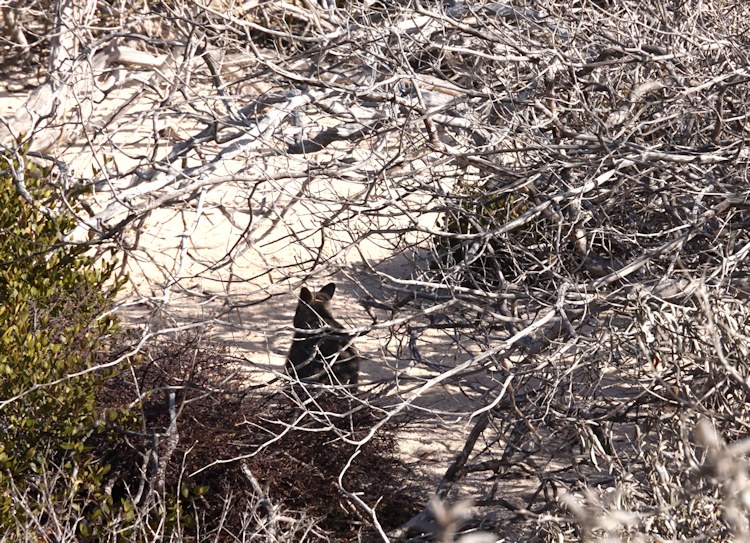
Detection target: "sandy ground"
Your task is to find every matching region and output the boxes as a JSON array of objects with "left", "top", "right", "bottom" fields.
[{"left": 0, "top": 68, "right": 531, "bottom": 533}]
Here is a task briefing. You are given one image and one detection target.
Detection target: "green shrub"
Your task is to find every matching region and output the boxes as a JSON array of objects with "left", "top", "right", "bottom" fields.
[
  {"left": 435, "top": 184, "right": 538, "bottom": 289},
  {"left": 0, "top": 152, "right": 125, "bottom": 531}
]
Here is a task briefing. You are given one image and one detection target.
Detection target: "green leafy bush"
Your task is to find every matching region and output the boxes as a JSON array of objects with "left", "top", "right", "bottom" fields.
[
  {"left": 0, "top": 153, "right": 125, "bottom": 530},
  {"left": 434, "top": 184, "right": 538, "bottom": 290}
]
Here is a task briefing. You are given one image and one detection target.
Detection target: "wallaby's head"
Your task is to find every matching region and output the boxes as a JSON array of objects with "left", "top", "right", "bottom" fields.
[{"left": 293, "top": 283, "right": 337, "bottom": 329}]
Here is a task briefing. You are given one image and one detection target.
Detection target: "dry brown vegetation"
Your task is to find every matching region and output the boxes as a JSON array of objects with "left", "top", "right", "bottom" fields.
[
  {"left": 2, "top": 0, "right": 750, "bottom": 540},
  {"left": 96, "top": 335, "right": 421, "bottom": 540}
]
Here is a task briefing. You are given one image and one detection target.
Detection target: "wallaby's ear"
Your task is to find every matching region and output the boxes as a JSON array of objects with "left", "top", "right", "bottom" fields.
[
  {"left": 318, "top": 283, "right": 336, "bottom": 301},
  {"left": 300, "top": 287, "right": 314, "bottom": 304}
]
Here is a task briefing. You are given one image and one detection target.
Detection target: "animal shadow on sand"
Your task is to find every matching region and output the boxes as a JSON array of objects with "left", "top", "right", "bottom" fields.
[{"left": 285, "top": 282, "right": 364, "bottom": 391}]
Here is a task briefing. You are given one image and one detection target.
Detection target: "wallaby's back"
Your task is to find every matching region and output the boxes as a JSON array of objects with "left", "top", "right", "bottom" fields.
[{"left": 285, "top": 283, "right": 360, "bottom": 387}]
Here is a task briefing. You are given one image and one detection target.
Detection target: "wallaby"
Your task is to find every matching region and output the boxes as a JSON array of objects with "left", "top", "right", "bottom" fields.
[{"left": 286, "top": 283, "right": 361, "bottom": 388}]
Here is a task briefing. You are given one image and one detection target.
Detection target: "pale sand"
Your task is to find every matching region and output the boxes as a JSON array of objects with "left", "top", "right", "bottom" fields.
[{"left": 0, "top": 73, "right": 520, "bottom": 516}]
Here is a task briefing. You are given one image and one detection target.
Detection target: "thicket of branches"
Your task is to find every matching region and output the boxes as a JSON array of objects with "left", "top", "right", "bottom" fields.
[{"left": 2, "top": 0, "right": 750, "bottom": 540}]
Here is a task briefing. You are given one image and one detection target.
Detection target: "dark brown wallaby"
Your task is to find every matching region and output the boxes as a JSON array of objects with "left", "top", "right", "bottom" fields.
[{"left": 285, "top": 283, "right": 361, "bottom": 388}]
